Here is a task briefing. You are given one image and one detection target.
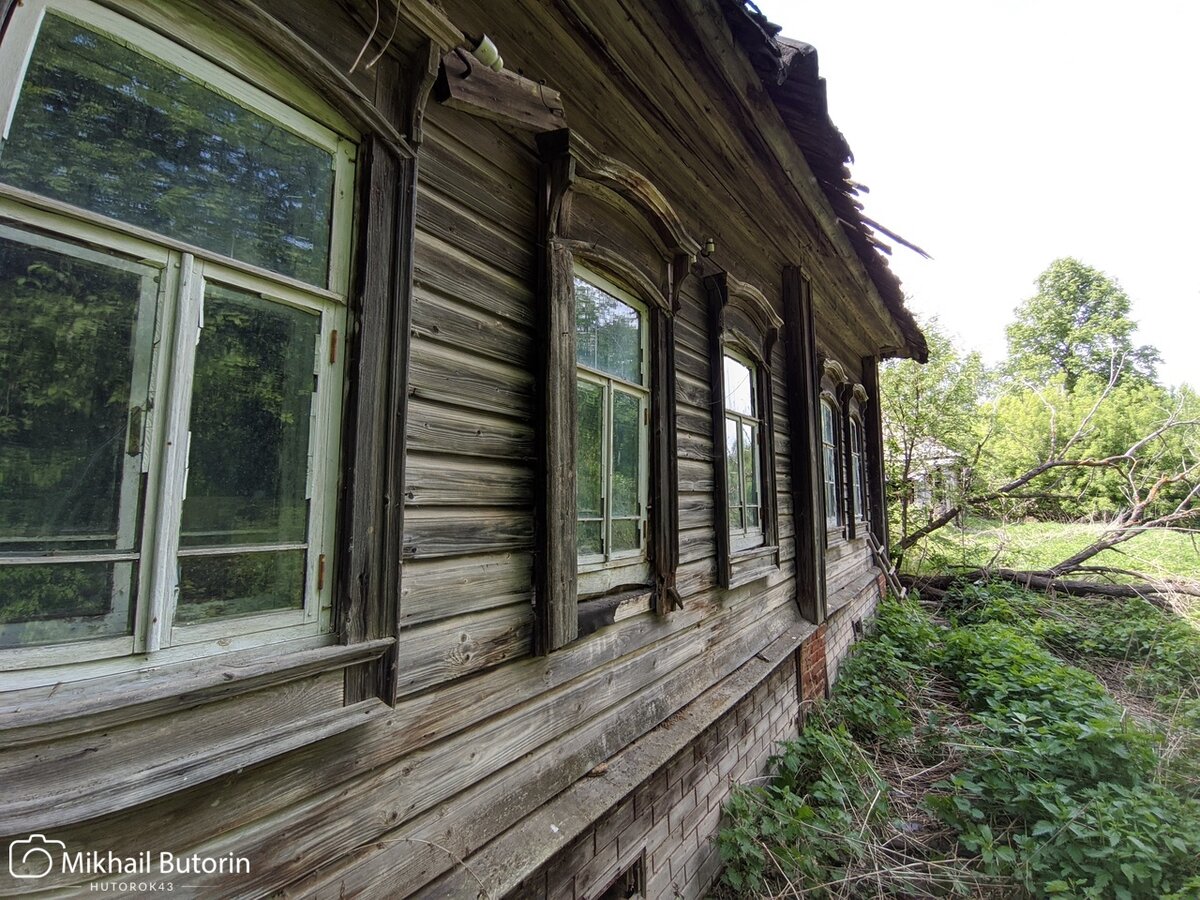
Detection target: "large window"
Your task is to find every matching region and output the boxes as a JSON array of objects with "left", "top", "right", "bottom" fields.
[
  {"left": 820, "top": 397, "right": 843, "bottom": 531},
  {"left": 722, "top": 353, "right": 764, "bottom": 551},
  {"left": 0, "top": 0, "right": 354, "bottom": 675},
  {"left": 574, "top": 269, "right": 650, "bottom": 595}
]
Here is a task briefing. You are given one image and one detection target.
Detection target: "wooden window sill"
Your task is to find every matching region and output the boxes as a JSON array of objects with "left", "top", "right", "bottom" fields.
[
  {"left": 577, "top": 587, "right": 654, "bottom": 639},
  {"left": 1, "top": 696, "right": 390, "bottom": 834},
  {"left": 0, "top": 637, "right": 394, "bottom": 748}
]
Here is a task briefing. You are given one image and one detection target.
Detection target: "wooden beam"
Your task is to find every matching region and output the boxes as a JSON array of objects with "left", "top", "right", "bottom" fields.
[
  {"left": 436, "top": 49, "right": 567, "bottom": 132},
  {"left": 784, "top": 266, "right": 825, "bottom": 622},
  {"left": 862, "top": 355, "right": 888, "bottom": 550},
  {"left": 534, "top": 143, "right": 579, "bottom": 654}
]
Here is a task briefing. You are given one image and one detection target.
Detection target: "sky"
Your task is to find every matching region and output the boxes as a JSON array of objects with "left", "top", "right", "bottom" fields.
[{"left": 754, "top": 1, "right": 1200, "bottom": 389}]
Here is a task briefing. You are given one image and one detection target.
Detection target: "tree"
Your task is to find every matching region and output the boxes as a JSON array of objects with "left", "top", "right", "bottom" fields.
[
  {"left": 880, "top": 318, "right": 987, "bottom": 540},
  {"left": 1006, "top": 258, "right": 1160, "bottom": 390}
]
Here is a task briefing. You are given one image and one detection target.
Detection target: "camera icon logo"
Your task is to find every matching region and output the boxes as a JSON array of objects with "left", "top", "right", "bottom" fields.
[{"left": 8, "top": 834, "right": 65, "bottom": 879}]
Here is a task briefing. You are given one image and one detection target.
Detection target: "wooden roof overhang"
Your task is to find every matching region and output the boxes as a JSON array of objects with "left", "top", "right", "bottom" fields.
[{"left": 718, "top": 0, "right": 930, "bottom": 362}]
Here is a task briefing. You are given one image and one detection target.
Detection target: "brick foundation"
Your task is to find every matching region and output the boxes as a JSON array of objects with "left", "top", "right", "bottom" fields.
[{"left": 505, "top": 579, "right": 884, "bottom": 900}]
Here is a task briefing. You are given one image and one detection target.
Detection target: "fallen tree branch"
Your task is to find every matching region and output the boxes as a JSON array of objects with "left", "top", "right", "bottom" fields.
[{"left": 900, "top": 570, "right": 1200, "bottom": 611}]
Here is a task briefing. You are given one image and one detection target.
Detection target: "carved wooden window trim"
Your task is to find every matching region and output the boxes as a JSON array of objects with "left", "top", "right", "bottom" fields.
[
  {"left": 819, "top": 357, "right": 850, "bottom": 542},
  {"left": 705, "top": 272, "right": 783, "bottom": 590},
  {"left": 534, "top": 129, "right": 698, "bottom": 654}
]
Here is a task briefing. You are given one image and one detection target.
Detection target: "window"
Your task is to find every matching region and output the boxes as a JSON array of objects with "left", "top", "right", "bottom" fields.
[
  {"left": 704, "top": 271, "right": 781, "bottom": 588},
  {"left": 849, "top": 417, "right": 867, "bottom": 523},
  {"left": 0, "top": 0, "right": 354, "bottom": 675},
  {"left": 574, "top": 269, "right": 650, "bottom": 595},
  {"left": 722, "top": 353, "right": 764, "bottom": 551},
  {"left": 820, "top": 397, "right": 842, "bottom": 531}
]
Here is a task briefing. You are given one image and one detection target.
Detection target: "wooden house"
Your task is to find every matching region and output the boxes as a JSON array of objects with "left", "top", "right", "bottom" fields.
[{"left": 0, "top": 0, "right": 927, "bottom": 896}]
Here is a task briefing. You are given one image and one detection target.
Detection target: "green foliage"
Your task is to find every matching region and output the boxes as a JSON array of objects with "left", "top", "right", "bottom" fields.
[
  {"left": 719, "top": 592, "right": 1200, "bottom": 898},
  {"left": 1006, "top": 258, "right": 1159, "bottom": 389},
  {"left": 880, "top": 318, "right": 986, "bottom": 537}
]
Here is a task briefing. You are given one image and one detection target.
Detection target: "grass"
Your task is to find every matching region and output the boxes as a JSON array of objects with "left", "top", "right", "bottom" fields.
[
  {"left": 901, "top": 517, "right": 1200, "bottom": 584},
  {"left": 717, "top": 586, "right": 1200, "bottom": 899}
]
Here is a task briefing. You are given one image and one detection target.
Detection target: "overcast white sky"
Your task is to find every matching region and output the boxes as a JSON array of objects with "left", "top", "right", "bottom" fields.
[{"left": 755, "top": 1, "right": 1200, "bottom": 389}]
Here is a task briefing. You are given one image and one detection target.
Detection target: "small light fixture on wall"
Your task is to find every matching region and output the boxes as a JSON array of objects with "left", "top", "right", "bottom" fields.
[{"left": 701, "top": 236, "right": 716, "bottom": 258}]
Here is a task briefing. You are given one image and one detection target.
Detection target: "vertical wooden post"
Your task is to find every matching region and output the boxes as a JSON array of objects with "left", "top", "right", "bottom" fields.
[
  {"left": 650, "top": 303, "right": 681, "bottom": 613},
  {"left": 534, "top": 133, "right": 579, "bottom": 654},
  {"left": 783, "top": 267, "right": 825, "bottom": 623},
  {"left": 861, "top": 355, "right": 889, "bottom": 550},
  {"left": 703, "top": 273, "right": 732, "bottom": 589}
]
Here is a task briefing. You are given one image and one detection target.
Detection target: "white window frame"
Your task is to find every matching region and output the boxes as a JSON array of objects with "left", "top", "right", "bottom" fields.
[
  {"left": 849, "top": 416, "right": 867, "bottom": 523},
  {"left": 573, "top": 265, "right": 651, "bottom": 598},
  {"left": 0, "top": 0, "right": 355, "bottom": 685},
  {"left": 820, "top": 396, "right": 843, "bottom": 531},
  {"left": 722, "top": 350, "right": 766, "bottom": 553}
]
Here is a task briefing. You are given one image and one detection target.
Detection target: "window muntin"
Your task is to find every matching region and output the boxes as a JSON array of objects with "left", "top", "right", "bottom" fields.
[
  {"left": 850, "top": 418, "right": 867, "bottom": 522},
  {"left": 723, "top": 353, "right": 764, "bottom": 551},
  {"left": 574, "top": 271, "right": 649, "bottom": 590},
  {"left": 0, "top": 0, "right": 351, "bottom": 675},
  {"left": 821, "top": 398, "right": 842, "bottom": 529}
]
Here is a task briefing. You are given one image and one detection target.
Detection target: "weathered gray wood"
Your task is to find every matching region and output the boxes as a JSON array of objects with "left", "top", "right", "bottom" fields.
[
  {"left": 400, "top": 552, "right": 532, "bottom": 626},
  {"left": 0, "top": 639, "right": 392, "bottom": 749},
  {"left": 396, "top": 603, "right": 534, "bottom": 696},
  {"left": 1, "top": 685, "right": 385, "bottom": 835},
  {"left": 404, "top": 452, "right": 533, "bottom": 507},
  {"left": 651, "top": 306, "right": 682, "bottom": 612},
  {"left": 408, "top": 335, "right": 534, "bottom": 419},
  {"left": 402, "top": 509, "right": 534, "bottom": 559},
  {"left": 437, "top": 49, "right": 567, "bottom": 132},
  {"left": 783, "top": 267, "right": 826, "bottom": 623},
  {"left": 417, "top": 184, "right": 534, "bottom": 280},
  {"left": 406, "top": 397, "right": 534, "bottom": 460},
  {"left": 862, "top": 355, "right": 889, "bottom": 549}
]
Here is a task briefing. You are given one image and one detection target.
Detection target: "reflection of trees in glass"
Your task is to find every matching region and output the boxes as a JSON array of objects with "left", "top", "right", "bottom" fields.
[
  {"left": 177, "top": 286, "right": 316, "bottom": 621},
  {"left": 574, "top": 274, "right": 647, "bottom": 562},
  {"left": 0, "top": 233, "right": 147, "bottom": 640},
  {"left": 0, "top": 14, "right": 335, "bottom": 286},
  {"left": 574, "top": 278, "right": 641, "bottom": 382},
  {"left": 821, "top": 400, "right": 841, "bottom": 525}
]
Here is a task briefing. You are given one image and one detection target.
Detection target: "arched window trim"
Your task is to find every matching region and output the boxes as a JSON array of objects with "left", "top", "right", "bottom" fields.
[
  {"left": 534, "top": 128, "right": 695, "bottom": 654},
  {"left": 705, "top": 271, "right": 782, "bottom": 590}
]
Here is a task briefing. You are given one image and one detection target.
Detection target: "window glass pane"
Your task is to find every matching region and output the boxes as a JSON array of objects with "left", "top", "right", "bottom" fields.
[
  {"left": 725, "top": 417, "right": 741, "bottom": 512},
  {"left": 574, "top": 277, "right": 641, "bottom": 383},
  {"left": 177, "top": 284, "right": 317, "bottom": 622},
  {"left": 0, "top": 230, "right": 152, "bottom": 646},
  {"left": 576, "top": 379, "right": 603, "bottom": 520},
  {"left": 746, "top": 506, "right": 760, "bottom": 530},
  {"left": 729, "top": 506, "right": 742, "bottom": 531},
  {"left": 0, "top": 561, "right": 136, "bottom": 648},
  {"left": 610, "top": 389, "right": 640, "bottom": 517},
  {"left": 577, "top": 520, "right": 603, "bottom": 557},
  {"left": 0, "top": 14, "right": 336, "bottom": 286},
  {"left": 742, "top": 423, "right": 759, "bottom": 512},
  {"left": 723, "top": 355, "right": 755, "bottom": 416},
  {"left": 821, "top": 401, "right": 836, "bottom": 445},
  {"left": 181, "top": 284, "right": 317, "bottom": 547},
  {"left": 175, "top": 549, "right": 304, "bottom": 623},
  {"left": 611, "top": 519, "right": 640, "bottom": 553}
]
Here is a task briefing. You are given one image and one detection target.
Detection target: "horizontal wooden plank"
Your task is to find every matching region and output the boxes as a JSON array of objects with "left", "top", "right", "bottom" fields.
[
  {"left": 410, "top": 285, "right": 533, "bottom": 366},
  {"left": 401, "top": 551, "right": 533, "bottom": 626},
  {"left": 397, "top": 603, "right": 534, "bottom": 697},
  {"left": 416, "top": 183, "right": 533, "bottom": 281},
  {"left": 406, "top": 397, "right": 534, "bottom": 460},
  {"left": 0, "top": 638, "right": 393, "bottom": 748},
  {"left": 413, "top": 229, "right": 535, "bottom": 328},
  {"left": 405, "top": 452, "right": 533, "bottom": 507},
  {"left": 0, "top": 677, "right": 388, "bottom": 835},
  {"left": 402, "top": 508, "right": 534, "bottom": 559},
  {"left": 408, "top": 337, "right": 533, "bottom": 420}
]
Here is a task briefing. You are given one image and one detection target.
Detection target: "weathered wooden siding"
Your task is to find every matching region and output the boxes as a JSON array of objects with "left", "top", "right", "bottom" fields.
[{"left": 0, "top": 0, "right": 900, "bottom": 895}]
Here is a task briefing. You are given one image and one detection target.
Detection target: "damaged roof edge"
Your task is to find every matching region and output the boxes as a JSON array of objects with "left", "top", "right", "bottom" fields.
[{"left": 720, "top": 0, "right": 929, "bottom": 362}]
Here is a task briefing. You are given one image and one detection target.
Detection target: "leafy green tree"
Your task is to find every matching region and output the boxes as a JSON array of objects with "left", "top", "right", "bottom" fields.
[
  {"left": 881, "top": 318, "right": 987, "bottom": 539},
  {"left": 1006, "top": 258, "right": 1160, "bottom": 389}
]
